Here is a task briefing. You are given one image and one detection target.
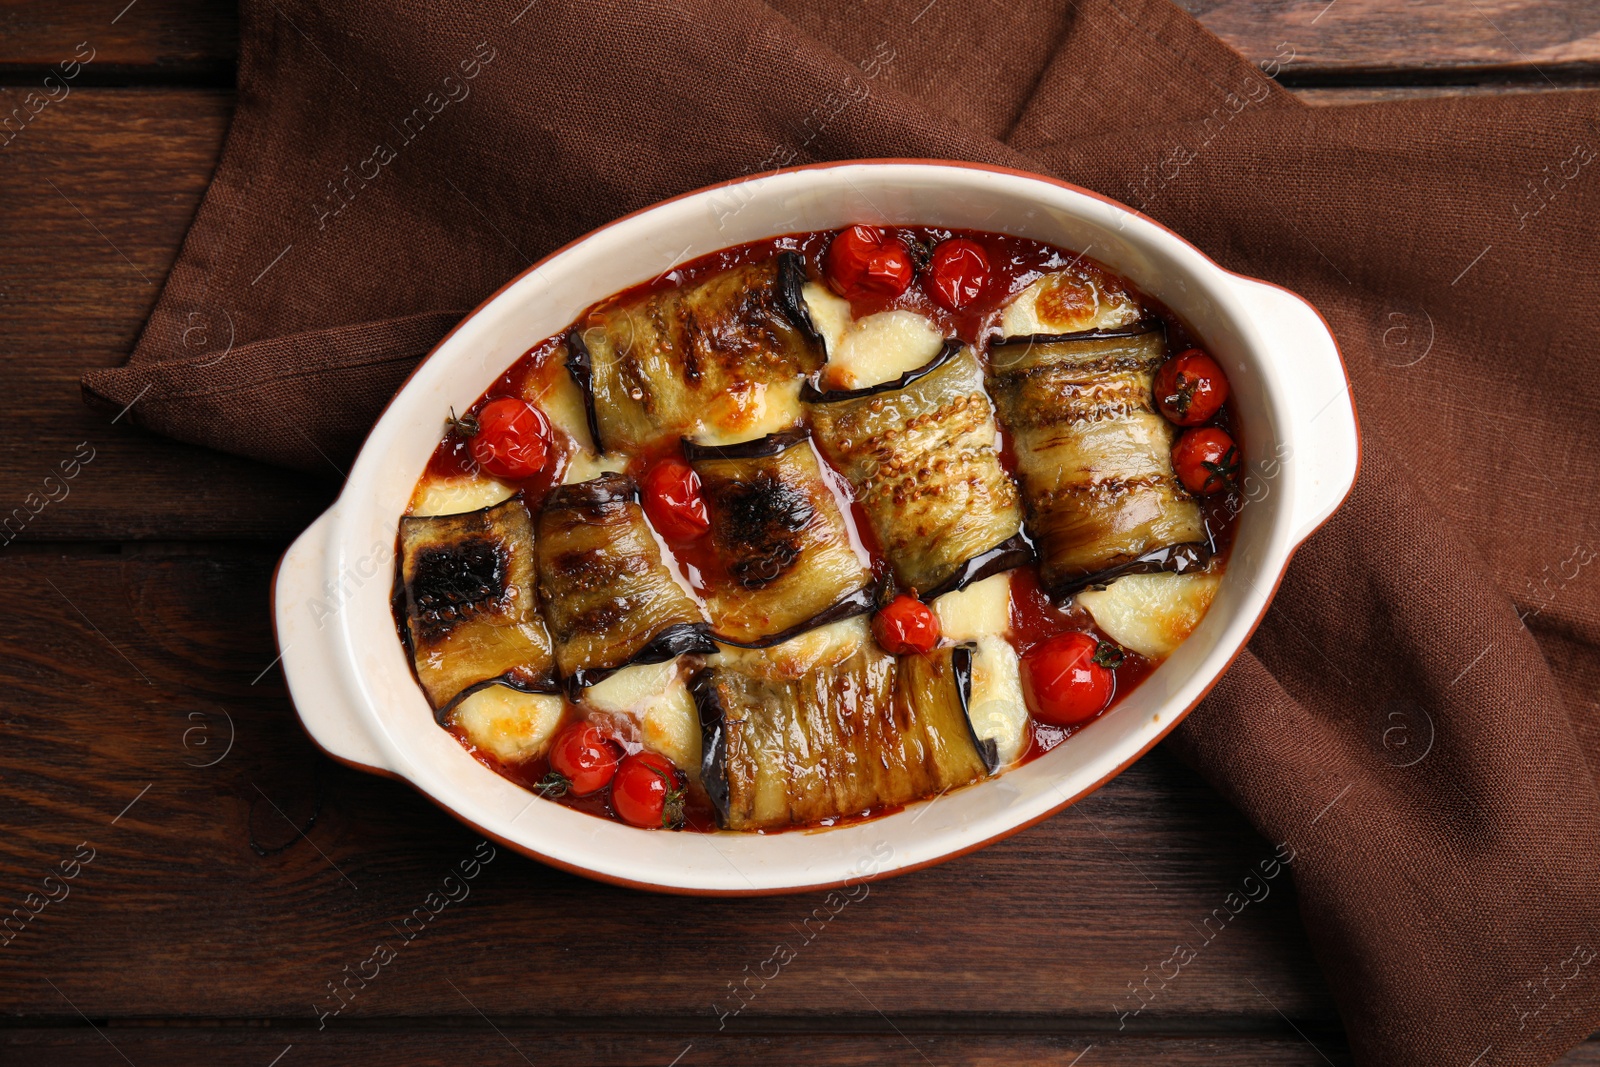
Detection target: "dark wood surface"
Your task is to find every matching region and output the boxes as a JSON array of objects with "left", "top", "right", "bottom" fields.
[{"left": 1, "top": 2, "right": 1596, "bottom": 1064}]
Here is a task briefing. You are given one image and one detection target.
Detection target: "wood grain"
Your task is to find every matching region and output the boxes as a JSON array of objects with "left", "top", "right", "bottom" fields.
[
  {"left": 0, "top": 89, "right": 333, "bottom": 542},
  {"left": 0, "top": 0, "right": 235, "bottom": 80},
  {"left": 1, "top": 1026, "right": 1597, "bottom": 1066},
  {"left": 0, "top": 549, "right": 1331, "bottom": 1020},
  {"left": 7, "top": 0, "right": 1600, "bottom": 81},
  {"left": 0, "top": 1029, "right": 1369, "bottom": 1067},
  {"left": 1177, "top": 0, "right": 1600, "bottom": 79}
]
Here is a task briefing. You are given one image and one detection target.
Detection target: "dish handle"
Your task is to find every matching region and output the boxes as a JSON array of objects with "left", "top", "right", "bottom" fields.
[
  {"left": 1230, "top": 274, "right": 1360, "bottom": 547},
  {"left": 272, "top": 510, "right": 393, "bottom": 774}
]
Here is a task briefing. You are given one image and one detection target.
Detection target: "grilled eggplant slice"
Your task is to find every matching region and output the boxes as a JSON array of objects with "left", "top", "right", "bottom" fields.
[
  {"left": 808, "top": 343, "right": 1028, "bottom": 598},
  {"left": 684, "top": 430, "right": 875, "bottom": 646},
  {"left": 535, "top": 473, "right": 715, "bottom": 689},
  {"left": 695, "top": 625, "right": 991, "bottom": 830},
  {"left": 398, "top": 496, "right": 558, "bottom": 717},
  {"left": 894, "top": 644, "right": 995, "bottom": 780},
  {"left": 568, "top": 253, "right": 823, "bottom": 453},
  {"left": 987, "top": 325, "right": 1205, "bottom": 596}
]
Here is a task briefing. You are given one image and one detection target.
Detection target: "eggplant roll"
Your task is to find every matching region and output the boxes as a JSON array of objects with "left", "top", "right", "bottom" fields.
[
  {"left": 398, "top": 497, "right": 558, "bottom": 716},
  {"left": 694, "top": 623, "right": 991, "bottom": 830},
  {"left": 987, "top": 326, "right": 1205, "bottom": 596},
  {"left": 808, "top": 343, "right": 1028, "bottom": 598},
  {"left": 568, "top": 253, "right": 823, "bottom": 453},
  {"left": 685, "top": 431, "right": 874, "bottom": 646},
  {"left": 535, "top": 473, "right": 714, "bottom": 688}
]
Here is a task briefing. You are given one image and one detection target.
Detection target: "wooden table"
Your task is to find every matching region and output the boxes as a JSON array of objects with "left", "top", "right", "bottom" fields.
[{"left": 2, "top": 2, "right": 1597, "bottom": 1063}]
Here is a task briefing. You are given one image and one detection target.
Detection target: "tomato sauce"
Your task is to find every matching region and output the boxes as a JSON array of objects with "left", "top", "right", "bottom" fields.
[{"left": 410, "top": 227, "right": 1243, "bottom": 832}]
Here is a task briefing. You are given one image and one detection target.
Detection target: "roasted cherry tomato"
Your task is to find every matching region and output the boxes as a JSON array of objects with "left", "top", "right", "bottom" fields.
[
  {"left": 546, "top": 721, "right": 621, "bottom": 797},
  {"left": 1021, "top": 632, "right": 1118, "bottom": 726},
  {"left": 1153, "top": 348, "right": 1230, "bottom": 426},
  {"left": 873, "top": 593, "right": 941, "bottom": 655},
  {"left": 925, "top": 238, "right": 991, "bottom": 311},
  {"left": 641, "top": 457, "right": 710, "bottom": 540},
  {"left": 461, "top": 397, "right": 551, "bottom": 480},
  {"left": 1171, "top": 426, "right": 1239, "bottom": 495},
  {"left": 824, "top": 225, "right": 914, "bottom": 301},
  {"left": 612, "top": 751, "right": 686, "bottom": 830}
]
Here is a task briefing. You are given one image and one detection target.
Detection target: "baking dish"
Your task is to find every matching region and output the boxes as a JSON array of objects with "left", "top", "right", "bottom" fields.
[{"left": 272, "top": 160, "right": 1359, "bottom": 895}]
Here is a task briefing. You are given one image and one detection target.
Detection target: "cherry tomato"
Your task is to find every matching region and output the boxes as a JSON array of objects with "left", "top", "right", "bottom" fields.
[
  {"left": 462, "top": 397, "right": 551, "bottom": 480},
  {"left": 873, "top": 594, "right": 941, "bottom": 655},
  {"left": 1153, "top": 349, "right": 1230, "bottom": 426},
  {"left": 925, "top": 238, "right": 991, "bottom": 311},
  {"left": 641, "top": 458, "right": 710, "bottom": 540},
  {"left": 612, "top": 751, "right": 686, "bottom": 830},
  {"left": 547, "top": 721, "right": 621, "bottom": 797},
  {"left": 1171, "top": 426, "right": 1239, "bottom": 495},
  {"left": 824, "top": 225, "right": 914, "bottom": 301},
  {"left": 1021, "top": 632, "right": 1117, "bottom": 726}
]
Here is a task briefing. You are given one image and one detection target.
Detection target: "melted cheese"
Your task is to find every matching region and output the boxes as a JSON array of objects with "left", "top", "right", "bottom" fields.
[
  {"left": 452, "top": 686, "right": 565, "bottom": 764},
  {"left": 803, "top": 281, "right": 944, "bottom": 391},
  {"left": 1000, "top": 270, "right": 1143, "bottom": 338},
  {"left": 803, "top": 282, "right": 853, "bottom": 353},
  {"left": 712, "top": 617, "right": 867, "bottom": 682},
  {"left": 408, "top": 475, "right": 516, "bottom": 516},
  {"left": 690, "top": 377, "right": 805, "bottom": 447},
  {"left": 581, "top": 659, "right": 701, "bottom": 776},
  {"left": 1076, "top": 572, "right": 1221, "bottom": 659},
  {"left": 929, "top": 574, "right": 1026, "bottom": 768},
  {"left": 529, "top": 348, "right": 596, "bottom": 453},
  {"left": 967, "top": 635, "right": 1029, "bottom": 768},
  {"left": 932, "top": 572, "right": 1013, "bottom": 642},
  {"left": 561, "top": 450, "right": 627, "bottom": 485}
]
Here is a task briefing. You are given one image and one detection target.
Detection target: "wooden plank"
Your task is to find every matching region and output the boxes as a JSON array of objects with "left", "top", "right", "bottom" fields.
[
  {"left": 1296, "top": 82, "right": 1600, "bottom": 105},
  {"left": 0, "top": 89, "right": 331, "bottom": 542},
  {"left": 6, "top": 0, "right": 1600, "bottom": 80},
  {"left": 6, "top": 1029, "right": 1600, "bottom": 1067},
  {"left": 1178, "top": 0, "right": 1600, "bottom": 79},
  {"left": 0, "top": 548, "right": 1331, "bottom": 1020},
  {"left": 0, "top": 1028, "right": 1369, "bottom": 1067},
  {"left": 0, "top": 0, "right": 235, "bottom": 79}
]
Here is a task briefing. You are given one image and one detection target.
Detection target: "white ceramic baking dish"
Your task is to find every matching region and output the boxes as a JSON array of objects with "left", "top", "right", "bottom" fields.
[{"left": 273, "top": 160, "right": 1358, "bottom": 895}]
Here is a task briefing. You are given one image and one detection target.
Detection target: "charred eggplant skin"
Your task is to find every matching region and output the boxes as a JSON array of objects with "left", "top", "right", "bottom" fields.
[
  {"left": 535, "top": 473, "right": 714, "bottom": 689},
  {"left": 680, "top": 427, "right": 811, "bottom": 463},
  {"left": 1064, "top": 539, "right": 1212, "bottom": 596},
  {"left": 690, "top": 668, "right": 732, "bottom": 823},
  {"left": 563, "top": 327, "right": 604, "bottom": 453},
  {"left": 775, "top": 249, "right": 823, "bottom": 347},
  {"left": 917, "top": 533, "right": 1035, "bottom": 603},
  {"left": 687, "top": 429, "right": 875, "bottom": 646},
  {"left": 808, "top": 344, "right": 1026, "bottom": 598},
  {"left": 987, "top": 323, "right": 1206, "bottom": 596},
  {"left": 398, "top": 495, "right": 559, "bottom": 719},
  {"left": 564, "top": 253, "right": 823, "bottom": 453}
]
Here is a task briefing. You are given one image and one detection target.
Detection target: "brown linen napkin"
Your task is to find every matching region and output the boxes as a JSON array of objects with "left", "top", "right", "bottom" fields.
[{"left": 83, "top": 0, "right": 1600, "bottom": 1061}]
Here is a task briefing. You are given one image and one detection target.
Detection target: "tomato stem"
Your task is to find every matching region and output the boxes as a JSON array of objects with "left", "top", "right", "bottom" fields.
[{"left": 533, "top": 771, "right": 570, "bottom": 798}]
